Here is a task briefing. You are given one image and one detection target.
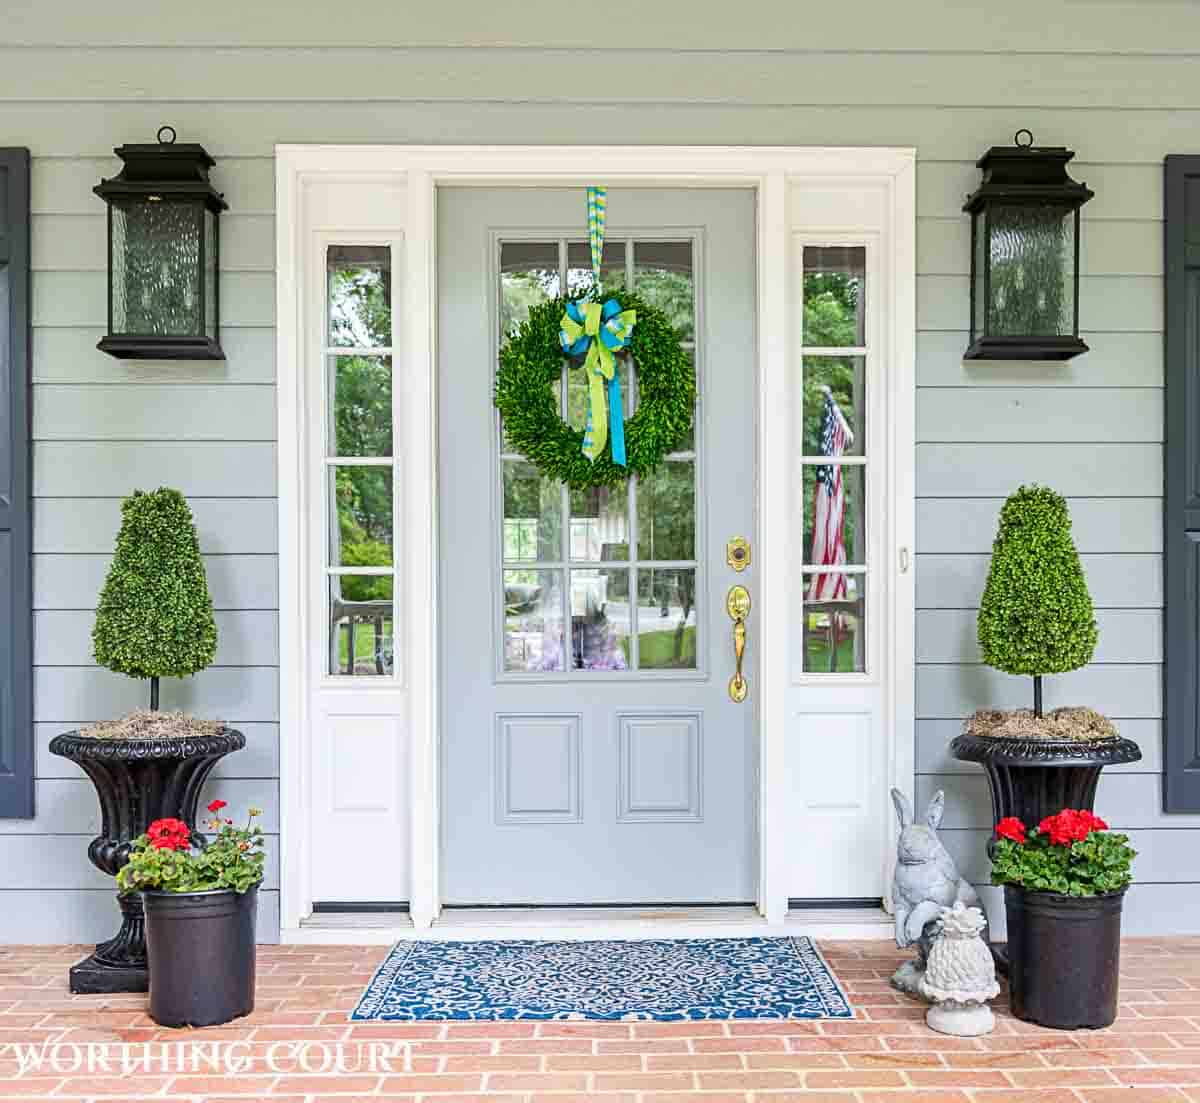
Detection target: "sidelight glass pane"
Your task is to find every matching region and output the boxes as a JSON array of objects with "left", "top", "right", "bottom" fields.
[
  {"left": 504, "top": 569, "right": 565, "bottom": 673},
  {"left": 801, "top": 462, "right": 864, "bottom": 566},
  {"left": 803, "top": 246, "right": 865, "bottom": 347},
  {"left": 634, "top": 241, "right": 694, "bottom": 340},
  {"left": 330, "top": 355, "right": 392, "bottom": 457},
  {"left": 329, "top": 575, "right": 394, "bottom": 676},
  {"left": 328, "top": 245, "right": 391, "bottom": 348},
  {"left": 329, "top": 466, "right": 393, "bottom": 566},
  {"left": 567, "top": 240, "right": 627, "bottom": 298},
  {"left": 637, "top": 461, "right": 696, "bottom": 561},
  {"left": 570, "top": 568, "right": 631, "bottom": 670},
  {"left": 802, "top": 356, "right": 864, "bottom": 457},
  {"left": 802, "top": 572, "right": 865, "bottom": 674},
  {"left": 986, "top": 205, "right": 1075, "bottom": 337},
  {"left": 503, "top": 460, "right": 562, "bottom": 562},
  {"left": 501, "top": 241, "right": 560, "bottom": 340},
  {"left": 637, "top": 568, "right": 697, "bottom": 670},
  {"left": 111, "top": 200, "right": 202, "bottom": 337}
]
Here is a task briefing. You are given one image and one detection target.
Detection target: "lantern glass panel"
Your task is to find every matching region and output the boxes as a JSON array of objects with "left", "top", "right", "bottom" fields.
[
  {"left": 204, "top": 207, "right": 217, "bottom": 339},
  {"left": 985, "top": 204, "right": 1075, "bottom": 338},
  {"left": 111, "top": 198, "right": 203, "bottom": 337}
]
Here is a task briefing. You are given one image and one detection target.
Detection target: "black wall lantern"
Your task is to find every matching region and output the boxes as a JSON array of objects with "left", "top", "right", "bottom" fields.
[
  {"left": 94, "top": 127, "right": 227, "bottom": 360},
  {"left": 964, "top": 130, "right": 1093, "bottom": 361}
]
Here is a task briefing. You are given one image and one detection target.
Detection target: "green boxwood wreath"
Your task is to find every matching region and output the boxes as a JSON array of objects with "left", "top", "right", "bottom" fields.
[{"left": 494, "top": 291, "right": 694, "bottom": 489}]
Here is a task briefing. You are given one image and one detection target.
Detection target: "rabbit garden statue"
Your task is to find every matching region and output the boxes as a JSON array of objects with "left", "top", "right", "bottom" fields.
[{"left": 889, "top": 788, "right": 989, "bottom": 996}]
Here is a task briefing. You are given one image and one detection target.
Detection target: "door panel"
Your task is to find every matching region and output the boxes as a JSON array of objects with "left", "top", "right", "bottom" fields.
[{"left": 438, "top": 187, "right": 757, "bottom": 903}]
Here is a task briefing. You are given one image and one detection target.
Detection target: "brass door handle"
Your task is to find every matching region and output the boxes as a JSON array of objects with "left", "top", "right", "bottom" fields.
[{"left": 726, "top": 585, "right": 751, "bottom": 703}]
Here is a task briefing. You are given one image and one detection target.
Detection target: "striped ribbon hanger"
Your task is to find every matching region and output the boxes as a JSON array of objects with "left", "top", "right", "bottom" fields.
[{"left": 558, "top": 186, "right": 636, "bottom": 466}]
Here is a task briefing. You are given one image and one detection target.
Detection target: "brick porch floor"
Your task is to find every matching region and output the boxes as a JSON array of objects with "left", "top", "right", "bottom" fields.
[{"left": 4, "top": 939, "right": 1200, "bottom": 1101}]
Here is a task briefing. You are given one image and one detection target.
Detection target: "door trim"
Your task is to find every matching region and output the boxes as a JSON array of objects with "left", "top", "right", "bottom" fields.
[{"left": 275, "top": 145, "right": 916, "bottom": 935}]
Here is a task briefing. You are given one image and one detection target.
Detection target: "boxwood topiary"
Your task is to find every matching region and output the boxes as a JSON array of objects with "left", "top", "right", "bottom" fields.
[
  {"left": 977, "top": 485, "right": 1098, "bottom": 716},
  {"left": 92, "top": 488, "right": 218, "bottom": 710}
]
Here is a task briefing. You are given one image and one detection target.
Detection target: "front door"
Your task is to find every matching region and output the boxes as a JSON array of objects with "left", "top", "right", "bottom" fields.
[{"left": 438, "top": 187, "right": 757, "bottom": 904}]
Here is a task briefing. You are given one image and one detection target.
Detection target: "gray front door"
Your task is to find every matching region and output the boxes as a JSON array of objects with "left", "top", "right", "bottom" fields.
[{"left": 438, "top": 187, "right": 757, "bottom": 904}]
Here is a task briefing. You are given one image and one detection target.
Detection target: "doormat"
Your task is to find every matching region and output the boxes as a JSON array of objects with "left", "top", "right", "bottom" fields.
[{"left": 350, "top": 936, "right": 854, "bottom": 1021}]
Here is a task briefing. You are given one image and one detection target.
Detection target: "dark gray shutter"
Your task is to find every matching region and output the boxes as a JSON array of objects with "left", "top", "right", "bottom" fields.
[
  {"left": 1164, "top": 156, "right": 1200, "bottom": 811},
  {"left": 0, "top": 149, "right": 31, "bottom": 818}
]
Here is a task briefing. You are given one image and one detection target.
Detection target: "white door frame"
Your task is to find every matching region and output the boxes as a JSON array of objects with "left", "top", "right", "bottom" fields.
[{"left": 275, "top": 145, "right": 916, "bottom": 936}]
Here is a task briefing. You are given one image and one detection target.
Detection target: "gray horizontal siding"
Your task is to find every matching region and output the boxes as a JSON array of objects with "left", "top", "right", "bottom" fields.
[
  {"left": 33, "top": 327, "right": 277, "bottom": 383},
  {"left": 4, "top": 19, "right": 1187, "bottom": 940},
  {"left": 34, "top": 554, "right": 278, "bottom": 610},
  {"left": 34, "top": 497, "right": 277, "bottom": 554},
  {"left": 917, "top": 498, "right": 1162, "bottom": 554},
  {"left": 5, "top": 4, "right": 1200, "bottom": 53},
  {"left": 6, "top": 47, "right": 1200, "bottom": 109},
  {"left": 0, "top": 779, "right": 279, "bottom": 835},
  {"left": 0, "top": 888, "right": 280, "bottom": 944}
]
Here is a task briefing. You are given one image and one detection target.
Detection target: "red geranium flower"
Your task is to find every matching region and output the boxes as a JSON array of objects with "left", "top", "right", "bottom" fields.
[
  {"left": 207, "top": 799, "right": 227, "bottom": 814},
  {"left": 1037, "top": 809, "right": 1107, "bottom": 846},
  {"left": 146, "top": 817, "right": 191, "bottom": 852},
  {"left": 995, "top": 816, "right": 1027, "bottom": 844}
]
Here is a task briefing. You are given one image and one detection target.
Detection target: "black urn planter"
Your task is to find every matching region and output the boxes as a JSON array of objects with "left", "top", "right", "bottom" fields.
[
  {"left": 949, "top": 732, "right": 1142, "bottom": 839},
  {"left": 1005, "top": 885, "right": 1126, "bottom": 1029},
  {"left": 48, "top": 728, "right": 245, "bottom": 994},
  {"left": 144, "top": 885, "right": 258, "bottom": 1028}
]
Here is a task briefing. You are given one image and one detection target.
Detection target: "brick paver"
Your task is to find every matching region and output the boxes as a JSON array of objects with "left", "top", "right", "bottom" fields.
[{"left": 1, "top": 938, "right": 1200, "bottom": 1100}]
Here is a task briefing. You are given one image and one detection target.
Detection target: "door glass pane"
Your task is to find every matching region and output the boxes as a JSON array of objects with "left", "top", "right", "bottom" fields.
[
  {"left": 634, "top": 241, "right": 694, "bottom": 340},
  {"left": 330, "top": 355, "right": 392, "bottom": 457},
  {"left": 567, "top": 363, "right": 630, "bottom": 433},
  {"left": 637, "top": 568, "right": 697, "bottom": 670},
  {"left": 504, "top": 569, "right": 565, "bottom": 673},
  {"left": 570, "top": 568, "right": 631, "bottom": 670},
  {"left": 802, "top": 356, "right": 863, "bottom": 457},
  {"left": 567, "top": 240, "right": 626, "bottom": 298},
  {"left": 329, "top": 575, "right": 393, "bottom": 676},
  {"left": 802, "top": 573, "right": 865, "bottom": 674},
  {"left": 802, "top": 462, "right": 864, "bottom": 566},
  {"left": 569, "top": 483, "right": 629, "bottom": 562},
  {"left": 503, "top": 461, "right": 562, "bottom": 562},
  {"left": 330, "top": 466, "right": 393, "bottom": 566},
  {"left": 637, "top": 461, "right": 695, "bottom": 561},
  {"left": 802, "top": 246, "right": 865, "bottom": 347},
  {"left": 328, "top": 245, "right": 391, "bottom": 348},
  {"left": 500, "top": 241, "right": 560, "bottom": 341}
]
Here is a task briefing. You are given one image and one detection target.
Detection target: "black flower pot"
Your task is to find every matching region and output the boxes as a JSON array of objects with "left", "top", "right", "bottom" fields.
[
  {"left": 1005, "top": 885, "right": 1125, "bottom": 1029},
  {"left": 48, "top": 728, "right": 245, "bottom": 994},
  {"left": 144, "top": 885, "right": 258, "bottom": 1028}
]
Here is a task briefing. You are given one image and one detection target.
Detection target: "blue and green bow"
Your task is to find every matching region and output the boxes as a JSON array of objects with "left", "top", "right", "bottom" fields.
[{"left": 560, "top": 298, "right": 637, "bottom": 465}]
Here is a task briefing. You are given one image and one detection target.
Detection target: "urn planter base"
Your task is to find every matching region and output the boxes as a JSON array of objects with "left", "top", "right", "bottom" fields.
[{"left": 69, "top": 892, "right": 149, "bottom": 994}]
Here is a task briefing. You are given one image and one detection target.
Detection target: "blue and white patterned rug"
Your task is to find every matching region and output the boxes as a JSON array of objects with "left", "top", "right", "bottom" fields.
[{"left": 351, "top": 936, "right": 854, "bottom": 1021}]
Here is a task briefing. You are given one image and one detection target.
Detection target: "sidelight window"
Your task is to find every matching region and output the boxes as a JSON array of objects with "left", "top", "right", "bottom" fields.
[
  {"left": 498, "top": 238, "right": 700, "bottom": 675},
  {"left": 798, "top": 245, "right": 870, "bottom": 675},
  {"left": 323, "top": 244, "right": 396, "bottom": 677}
]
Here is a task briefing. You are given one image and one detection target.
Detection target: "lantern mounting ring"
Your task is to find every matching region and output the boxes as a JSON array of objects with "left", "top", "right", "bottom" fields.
[
  {"left": 1013, "top": 128, "right": 1035, "bottom": 149},
  {"left": 156, "top": 125, "right": 177, "bottom": 146}
]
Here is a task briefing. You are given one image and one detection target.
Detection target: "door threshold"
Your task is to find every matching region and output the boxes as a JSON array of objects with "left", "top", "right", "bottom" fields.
[{"left": 289, "top": 904, "right": 892, "bottom": 944}]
